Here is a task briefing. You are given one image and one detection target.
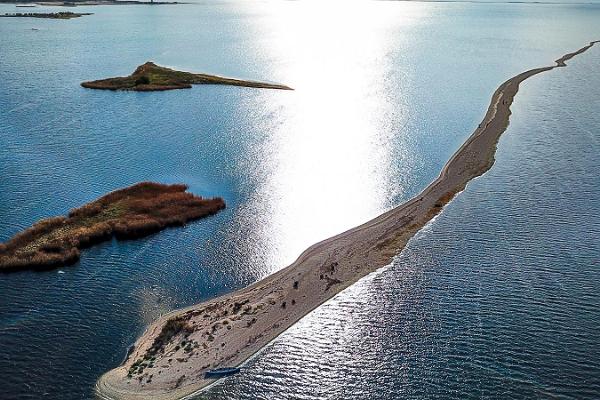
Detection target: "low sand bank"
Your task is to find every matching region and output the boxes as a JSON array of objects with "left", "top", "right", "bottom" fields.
[{"left": 96, "top": 41, "right": 598, "bottom": 400}]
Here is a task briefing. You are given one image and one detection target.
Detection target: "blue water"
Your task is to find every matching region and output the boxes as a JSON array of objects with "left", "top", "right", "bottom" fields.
[{"left": 1, "top": 1, "right": 599, "bottom": 399}]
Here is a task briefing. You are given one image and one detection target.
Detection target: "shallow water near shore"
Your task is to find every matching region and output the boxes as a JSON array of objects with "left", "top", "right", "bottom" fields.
[{"left": 1, "top": 1, "right": 600, "bottom": 399}]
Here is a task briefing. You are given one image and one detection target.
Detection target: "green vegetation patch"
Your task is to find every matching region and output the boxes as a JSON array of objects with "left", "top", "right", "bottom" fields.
[{"left": 81, "top": 62, "right": 293, "bottom": 91}]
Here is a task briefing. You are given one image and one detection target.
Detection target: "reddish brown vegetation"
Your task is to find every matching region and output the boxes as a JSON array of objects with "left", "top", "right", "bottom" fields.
[{"left": 0, "top": 182, "right": 225, "bottom": 272}]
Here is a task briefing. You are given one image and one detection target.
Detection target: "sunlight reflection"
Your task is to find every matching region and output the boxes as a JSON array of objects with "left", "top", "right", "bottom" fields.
[{"left": 248, "top": 1, "right": 426, "bottom": 272}]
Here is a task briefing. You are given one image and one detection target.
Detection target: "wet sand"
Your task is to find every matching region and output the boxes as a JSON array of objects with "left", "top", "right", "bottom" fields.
[{"left": 96, "top": 41, "right": 599, "bottom": 400}]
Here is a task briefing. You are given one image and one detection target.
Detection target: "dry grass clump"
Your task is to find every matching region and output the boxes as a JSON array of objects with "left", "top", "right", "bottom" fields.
[
  {"left": 0, "top": 182, "right": 225, "bottom": 272},
  {"left": 128, "top": 316, "right": 195, "bottom": 378},
  {"left": 81, "top": 62, "right": 293, "bottom": 91},
  {"left": 149, "top": 317, "right": 195, "bottom": 356}
]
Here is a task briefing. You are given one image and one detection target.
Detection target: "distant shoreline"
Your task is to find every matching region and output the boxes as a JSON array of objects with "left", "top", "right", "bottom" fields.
[
  {"left": 96, "top": 41, "right": 599, "bottom": 400},
  {"left": 0, "top": 0, "right": 595, "bottom": 6},
  {"left": 0, "top": 0, "right": 181, "bottom": 6},
  {"left": 0, "top": 11, "right": 92, "bottom": 18}
]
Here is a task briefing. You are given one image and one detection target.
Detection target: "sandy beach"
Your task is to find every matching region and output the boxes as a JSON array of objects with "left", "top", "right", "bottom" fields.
[{"left": 95, "top": 40, "right": 599, "bottom": 400}]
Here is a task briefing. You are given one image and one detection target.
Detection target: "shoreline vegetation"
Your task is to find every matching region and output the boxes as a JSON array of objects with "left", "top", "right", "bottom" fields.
[
  {"left": 0, "top": 183, "right": 225, "bottom": 273},
  {"left": 1, "top": 11, "right": 92, "bottom": 18},
  {"left": 96, "top": 41, "right": 599, "bottom": 400},
  {"left": 0, "top": 1, "right": 180, "bottom": 6},
  {"left": 81, "top": 62, "right": 293, "bottom": 92}
]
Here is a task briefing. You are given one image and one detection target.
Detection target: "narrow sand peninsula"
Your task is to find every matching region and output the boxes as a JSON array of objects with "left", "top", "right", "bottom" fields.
[{"left": 96, "top": 41, "right": 599, "bottom": 400}]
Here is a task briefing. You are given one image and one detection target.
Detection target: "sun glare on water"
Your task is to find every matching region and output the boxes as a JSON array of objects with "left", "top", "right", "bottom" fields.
[{"left": 240, "top": 1, "right": 427, "bottom": 272}]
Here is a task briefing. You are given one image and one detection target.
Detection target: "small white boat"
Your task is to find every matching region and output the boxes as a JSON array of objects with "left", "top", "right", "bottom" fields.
[{"left": 16, "top": 4, "right": 38, "bottom": 7}]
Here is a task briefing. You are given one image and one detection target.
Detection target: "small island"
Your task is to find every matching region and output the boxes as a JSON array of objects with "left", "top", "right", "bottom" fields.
[
  {"left": 1, "top": 11, "right": 92, "bottom": 18},
  {"left": 81, "top": 62, "right": 293, "bottom": 91},
  {"left": 0, "top": 182, "right": 225, "bottom": 272}
]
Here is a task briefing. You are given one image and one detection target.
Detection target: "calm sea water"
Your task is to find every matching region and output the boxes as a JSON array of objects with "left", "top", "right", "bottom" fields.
[{"left": 0, "top": 1, "right": 599, "bottom": 399}]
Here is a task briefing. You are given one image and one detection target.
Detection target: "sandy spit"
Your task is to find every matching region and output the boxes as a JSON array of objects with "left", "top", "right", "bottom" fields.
[{"left": 96, "top": 40, "right": 599, "bottom": 400}]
